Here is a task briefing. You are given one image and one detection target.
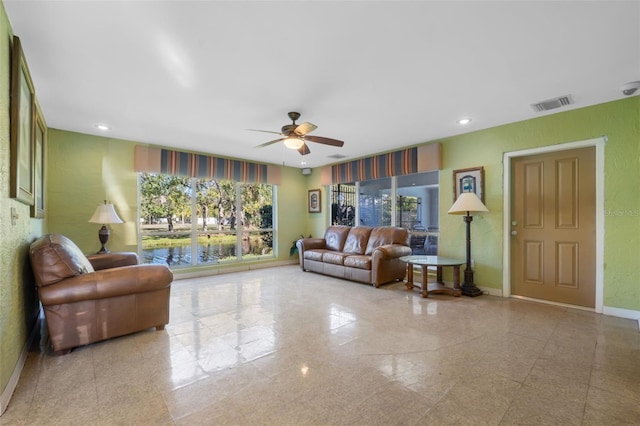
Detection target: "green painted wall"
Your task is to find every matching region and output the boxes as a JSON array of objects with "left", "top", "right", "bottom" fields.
[
  {"left": 47, "top": 130, "right": 139, "bottom": 253},
  {"left": 437, "top": 97, "right": 639, "bottom": 310},
  {"left": 278, "top": 166, "right": 311, "bottom": 256},
  {"left": 304, "top": 171, "right": 330, "bottom": 239},
  {"left": 46, "top": 129, "right": 307, "bottom": 268},
  {"left": 0, "top": 3, "right": 42, "bottom": 403}
]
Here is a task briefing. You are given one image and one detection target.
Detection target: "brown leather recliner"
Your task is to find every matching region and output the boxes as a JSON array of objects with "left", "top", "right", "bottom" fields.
[{"left": 29, "top": 234, "right": 173, "bottom": 353}]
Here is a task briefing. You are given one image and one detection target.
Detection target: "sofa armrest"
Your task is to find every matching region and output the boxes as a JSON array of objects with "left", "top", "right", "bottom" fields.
[
  {"left": 296, "top": 238, "right": 326, "bottom": 269},
  {"left": 297, "top": 238, "right": 326, "bottom": 251},
  {"left": 38, "top": 264, "right": 173, "bottom": 306},
  {"left": 87, "top": 252, "right": 139, "bottom": 270},
  {"left": 371, "top": 243, "right": 413, "bottom": 287},
  {"left": 372, "top": 244, "right": 412, "bottom": 260}
]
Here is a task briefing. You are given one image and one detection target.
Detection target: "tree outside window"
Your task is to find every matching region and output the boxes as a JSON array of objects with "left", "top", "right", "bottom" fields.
[{"left": 139, "top": 173, "right": 274, "bottom": 267}]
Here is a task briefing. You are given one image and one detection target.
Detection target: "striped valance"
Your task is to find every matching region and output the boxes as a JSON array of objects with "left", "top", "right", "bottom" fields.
[
  {"left": 161, "top": 149, "right": 268, "bottom": 182},
  {"left": 327, "top": 143, "right": 441, "bottom": 185},
  {"left": 134, "top": 146, "right": 281, "bottom": 184},
  {"left": 332, "top": 148, "right": 417, "bottom": 183}
]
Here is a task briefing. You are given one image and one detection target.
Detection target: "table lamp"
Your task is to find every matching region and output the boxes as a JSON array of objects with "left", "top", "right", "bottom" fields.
[
  {"left": 447, "top": 192, "right": 489, "bottom": 297},
  {"left": 89, "top": 200, "right": 123, "bottom": 254}
]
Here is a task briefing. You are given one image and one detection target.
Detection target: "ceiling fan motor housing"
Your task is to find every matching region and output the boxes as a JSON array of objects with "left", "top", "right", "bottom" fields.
[{"left": 281, "top": 124, "right": 297, "bottom": 135}]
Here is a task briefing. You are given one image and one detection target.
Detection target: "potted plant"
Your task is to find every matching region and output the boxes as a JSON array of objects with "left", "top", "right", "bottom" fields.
[{"left": 290, "top": 234, "right": 311, "bottom": 256}]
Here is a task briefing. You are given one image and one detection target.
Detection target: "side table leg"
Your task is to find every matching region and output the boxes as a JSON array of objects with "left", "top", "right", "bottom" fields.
[
  {"left": 405, "top": 263, "right": 414, "bottom": 290},
  {"left": 436, "top": 266, "right": 443, "bottom": 284},
  {"left": 421, "top": 265, "right": 428, "bottom": 298},
  {"left": 453, "top": 265, "right": 461, "bottom": 297}
]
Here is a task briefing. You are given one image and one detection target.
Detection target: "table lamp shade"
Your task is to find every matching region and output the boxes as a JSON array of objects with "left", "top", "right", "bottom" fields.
[
  {"left": 448, "top": 192, "right": 489, "bottom": 215},
  {"left": 89, "top": 202, "right": 123, "bottom": 224}
]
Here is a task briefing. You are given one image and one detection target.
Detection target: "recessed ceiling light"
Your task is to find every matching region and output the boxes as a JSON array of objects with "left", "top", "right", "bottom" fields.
[
  {"left": 95, "top": 124, "right": 110, "bottom": 131},
  {"left": 457, "top": 118, "right": 472, "bottom": 125}
]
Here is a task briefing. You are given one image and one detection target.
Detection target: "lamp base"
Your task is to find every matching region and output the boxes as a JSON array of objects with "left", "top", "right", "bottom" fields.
[
  {"left": 97, "top": 225, "right": 110, "bottom": 254},
  {"left": 461, "top": 283, "right": 483, "bottom": 297},
  {"left": 461, "top": 268, "right": 483, "bottom": 297}
]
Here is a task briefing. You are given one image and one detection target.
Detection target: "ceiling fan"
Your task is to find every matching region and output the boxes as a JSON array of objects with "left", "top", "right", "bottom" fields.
[{"left": 251, "top": 112, "right": 344, "bottom": 156}]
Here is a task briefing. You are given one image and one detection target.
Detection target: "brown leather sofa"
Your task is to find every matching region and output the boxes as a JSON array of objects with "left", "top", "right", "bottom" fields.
[
  {"left": 296, "top": 225, "right": 412, "bottom": 287},
  {"left": 29, "top": 234, "right": 173, "bottom": 353}
]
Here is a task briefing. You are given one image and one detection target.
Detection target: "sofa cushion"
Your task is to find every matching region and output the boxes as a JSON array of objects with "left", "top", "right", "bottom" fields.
[
  {"left": 365, "top": 227, "right": 409, "bottom": 255},
  {"left": 30, "top": 234, "right": 95, "bottom": 287},
  {"left": 304, "top": 249, "right": 326, "bottom": 262},
  {"left": 322, "top": 251, "right": 349, "bottom": 265},
  {"left": 343, "top": 226, "right": 372, "bottom": 254},
  {"left": 344, "top": 255, "right": 372, "bottom": 270},
  {"left": 324, "top": 226, "right": 351, "bottom": 252}
]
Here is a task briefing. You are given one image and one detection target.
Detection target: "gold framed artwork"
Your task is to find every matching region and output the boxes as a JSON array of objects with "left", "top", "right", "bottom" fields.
[
  {"left": 31, "top": 102, "right": 46, "bottom": 218},
  {"left": 308, "top": 189, "right": 321, "bottom": 213},
  {"left": 10, "top": 36, "right": 35, "bottom": 206},
  {"left": 453, "top": 166, "right": 484, "bottom": 203}
]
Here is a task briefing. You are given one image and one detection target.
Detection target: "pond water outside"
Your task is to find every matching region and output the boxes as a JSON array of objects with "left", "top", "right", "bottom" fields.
[{"left": 142, "top": 241, "right": 272, "bottom": 267}]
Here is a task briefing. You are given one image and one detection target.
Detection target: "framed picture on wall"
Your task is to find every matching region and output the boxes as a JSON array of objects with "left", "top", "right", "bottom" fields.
[
  {"left": 31, "top": 102, "right": 46, "bottom": 218},
  {"left": 10, "top": 36, "right": 36, "bottom": 206},
  {"left": 453, "top": 166, "right": 484, "bottom": 203},
  {"left": 308, "top": 189, "right": 321, "bottom": 213}
]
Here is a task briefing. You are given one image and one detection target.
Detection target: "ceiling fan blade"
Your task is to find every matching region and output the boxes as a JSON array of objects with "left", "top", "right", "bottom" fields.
[
  {"left": 294, "top": 122, "right": 317, "bottom": 136},
  {"left": 248, "top": 129, "right": 282, "bottom": 135},
  {"left": 255, "top": 138, "right": 285, "bottom": 148},
  {"left": 298, "top": 143, "right": 311, "bottom": 156},
  {"left": 304, "top": 135, "right": 345, "bottom": 147}
]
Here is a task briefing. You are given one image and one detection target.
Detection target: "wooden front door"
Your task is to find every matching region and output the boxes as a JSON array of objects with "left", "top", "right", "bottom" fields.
[{"left": 511, "top": 147, "right": 596, "bottom": 308}]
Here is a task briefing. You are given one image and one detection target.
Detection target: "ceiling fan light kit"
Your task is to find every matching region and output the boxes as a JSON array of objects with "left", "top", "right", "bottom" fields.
[
  {"left": 283, "top": 137, "right": 304, "bottom": 150},
  {"left": 252, "top": 111, "right": 345, "bottom": 157}
]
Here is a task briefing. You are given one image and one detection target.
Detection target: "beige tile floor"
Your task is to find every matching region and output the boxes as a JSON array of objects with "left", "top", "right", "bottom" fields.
[{"left": 2, "top": 265, "right": 639, "bottom": 425}]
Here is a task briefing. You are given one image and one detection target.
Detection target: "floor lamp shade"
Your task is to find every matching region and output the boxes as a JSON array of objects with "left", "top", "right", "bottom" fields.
[
  {"left": 89, "top": 201, "right": 124, "bottom": 254},
  {"left": 448, "top": 192, "right": 489, "bottom": 297},
  {"left": 448, "top": 192, "right": 489, "bottom": 215}
]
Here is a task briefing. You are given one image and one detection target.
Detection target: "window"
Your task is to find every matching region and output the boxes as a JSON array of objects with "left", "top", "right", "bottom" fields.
[
  {"left": 330, "top": 183, "right": 356, "bottom": 226},
  {"left": 397, "top": 171, "right": 439, "bottom": 255},
  {"left": 359, "top": 178, "right": 392, "bottom": 227},
  {"left": 139, "top": 173, "right": 274, "bottom": 267},
  {"left": 397, "top": 172, "right": 439, "bottom": 231},
  {"left": 329, "top": 171, "right": 439, "bottom": 254}
]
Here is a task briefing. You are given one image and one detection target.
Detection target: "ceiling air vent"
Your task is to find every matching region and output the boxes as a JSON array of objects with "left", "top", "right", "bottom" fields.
[
  {"left": 328, "top": 154, "right": 347, "bottom": 159},
  {"left": 530, "top": 95, "right": 573, "bottom": 112}
]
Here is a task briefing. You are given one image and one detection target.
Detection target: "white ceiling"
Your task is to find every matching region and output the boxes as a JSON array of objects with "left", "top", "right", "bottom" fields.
[{"left": 4, "top": 1, "right": 639, "bottom": 169}]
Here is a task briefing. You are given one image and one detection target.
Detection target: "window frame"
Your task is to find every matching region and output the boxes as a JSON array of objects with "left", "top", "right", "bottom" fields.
[{"left": 138, "top": 173, "right": 275, "bottom": 268}]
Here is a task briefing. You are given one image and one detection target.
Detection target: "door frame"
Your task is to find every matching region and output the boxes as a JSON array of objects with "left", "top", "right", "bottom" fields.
[{"left": 502, "top": 137, "right": 606, "bottom": 313}]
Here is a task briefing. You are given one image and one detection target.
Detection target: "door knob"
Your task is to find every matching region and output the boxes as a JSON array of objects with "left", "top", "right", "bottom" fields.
[{"left": 511, "top": 230, "right": 518, "bottom": 236}]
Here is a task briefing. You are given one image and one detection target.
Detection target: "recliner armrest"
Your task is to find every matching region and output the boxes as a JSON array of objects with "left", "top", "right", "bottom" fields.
[
  {"left": 87, "top": 252, "right": 139, "bottom": 270},
  {"left": 38, "top": 264, "right": 173, "bottom": 306}
]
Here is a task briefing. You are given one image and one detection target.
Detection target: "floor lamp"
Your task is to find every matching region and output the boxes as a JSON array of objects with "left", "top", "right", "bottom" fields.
[
  {"left": 447, "top": 192, "right": 489, "bottom": 297},
  {"left": 89, "top": 200, "right": 124, "bottom": 254}
]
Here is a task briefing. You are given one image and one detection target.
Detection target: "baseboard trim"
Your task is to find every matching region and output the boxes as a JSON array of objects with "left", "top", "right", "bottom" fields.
[
  {"left": 479, "top": 286, "right": 503, "bottom": 297},
  {"left": 602, "top": 306, "right": 640, "bottom": 331},
  {"left": 0, "top": 315, "right": 40, "bottom": 416}
]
